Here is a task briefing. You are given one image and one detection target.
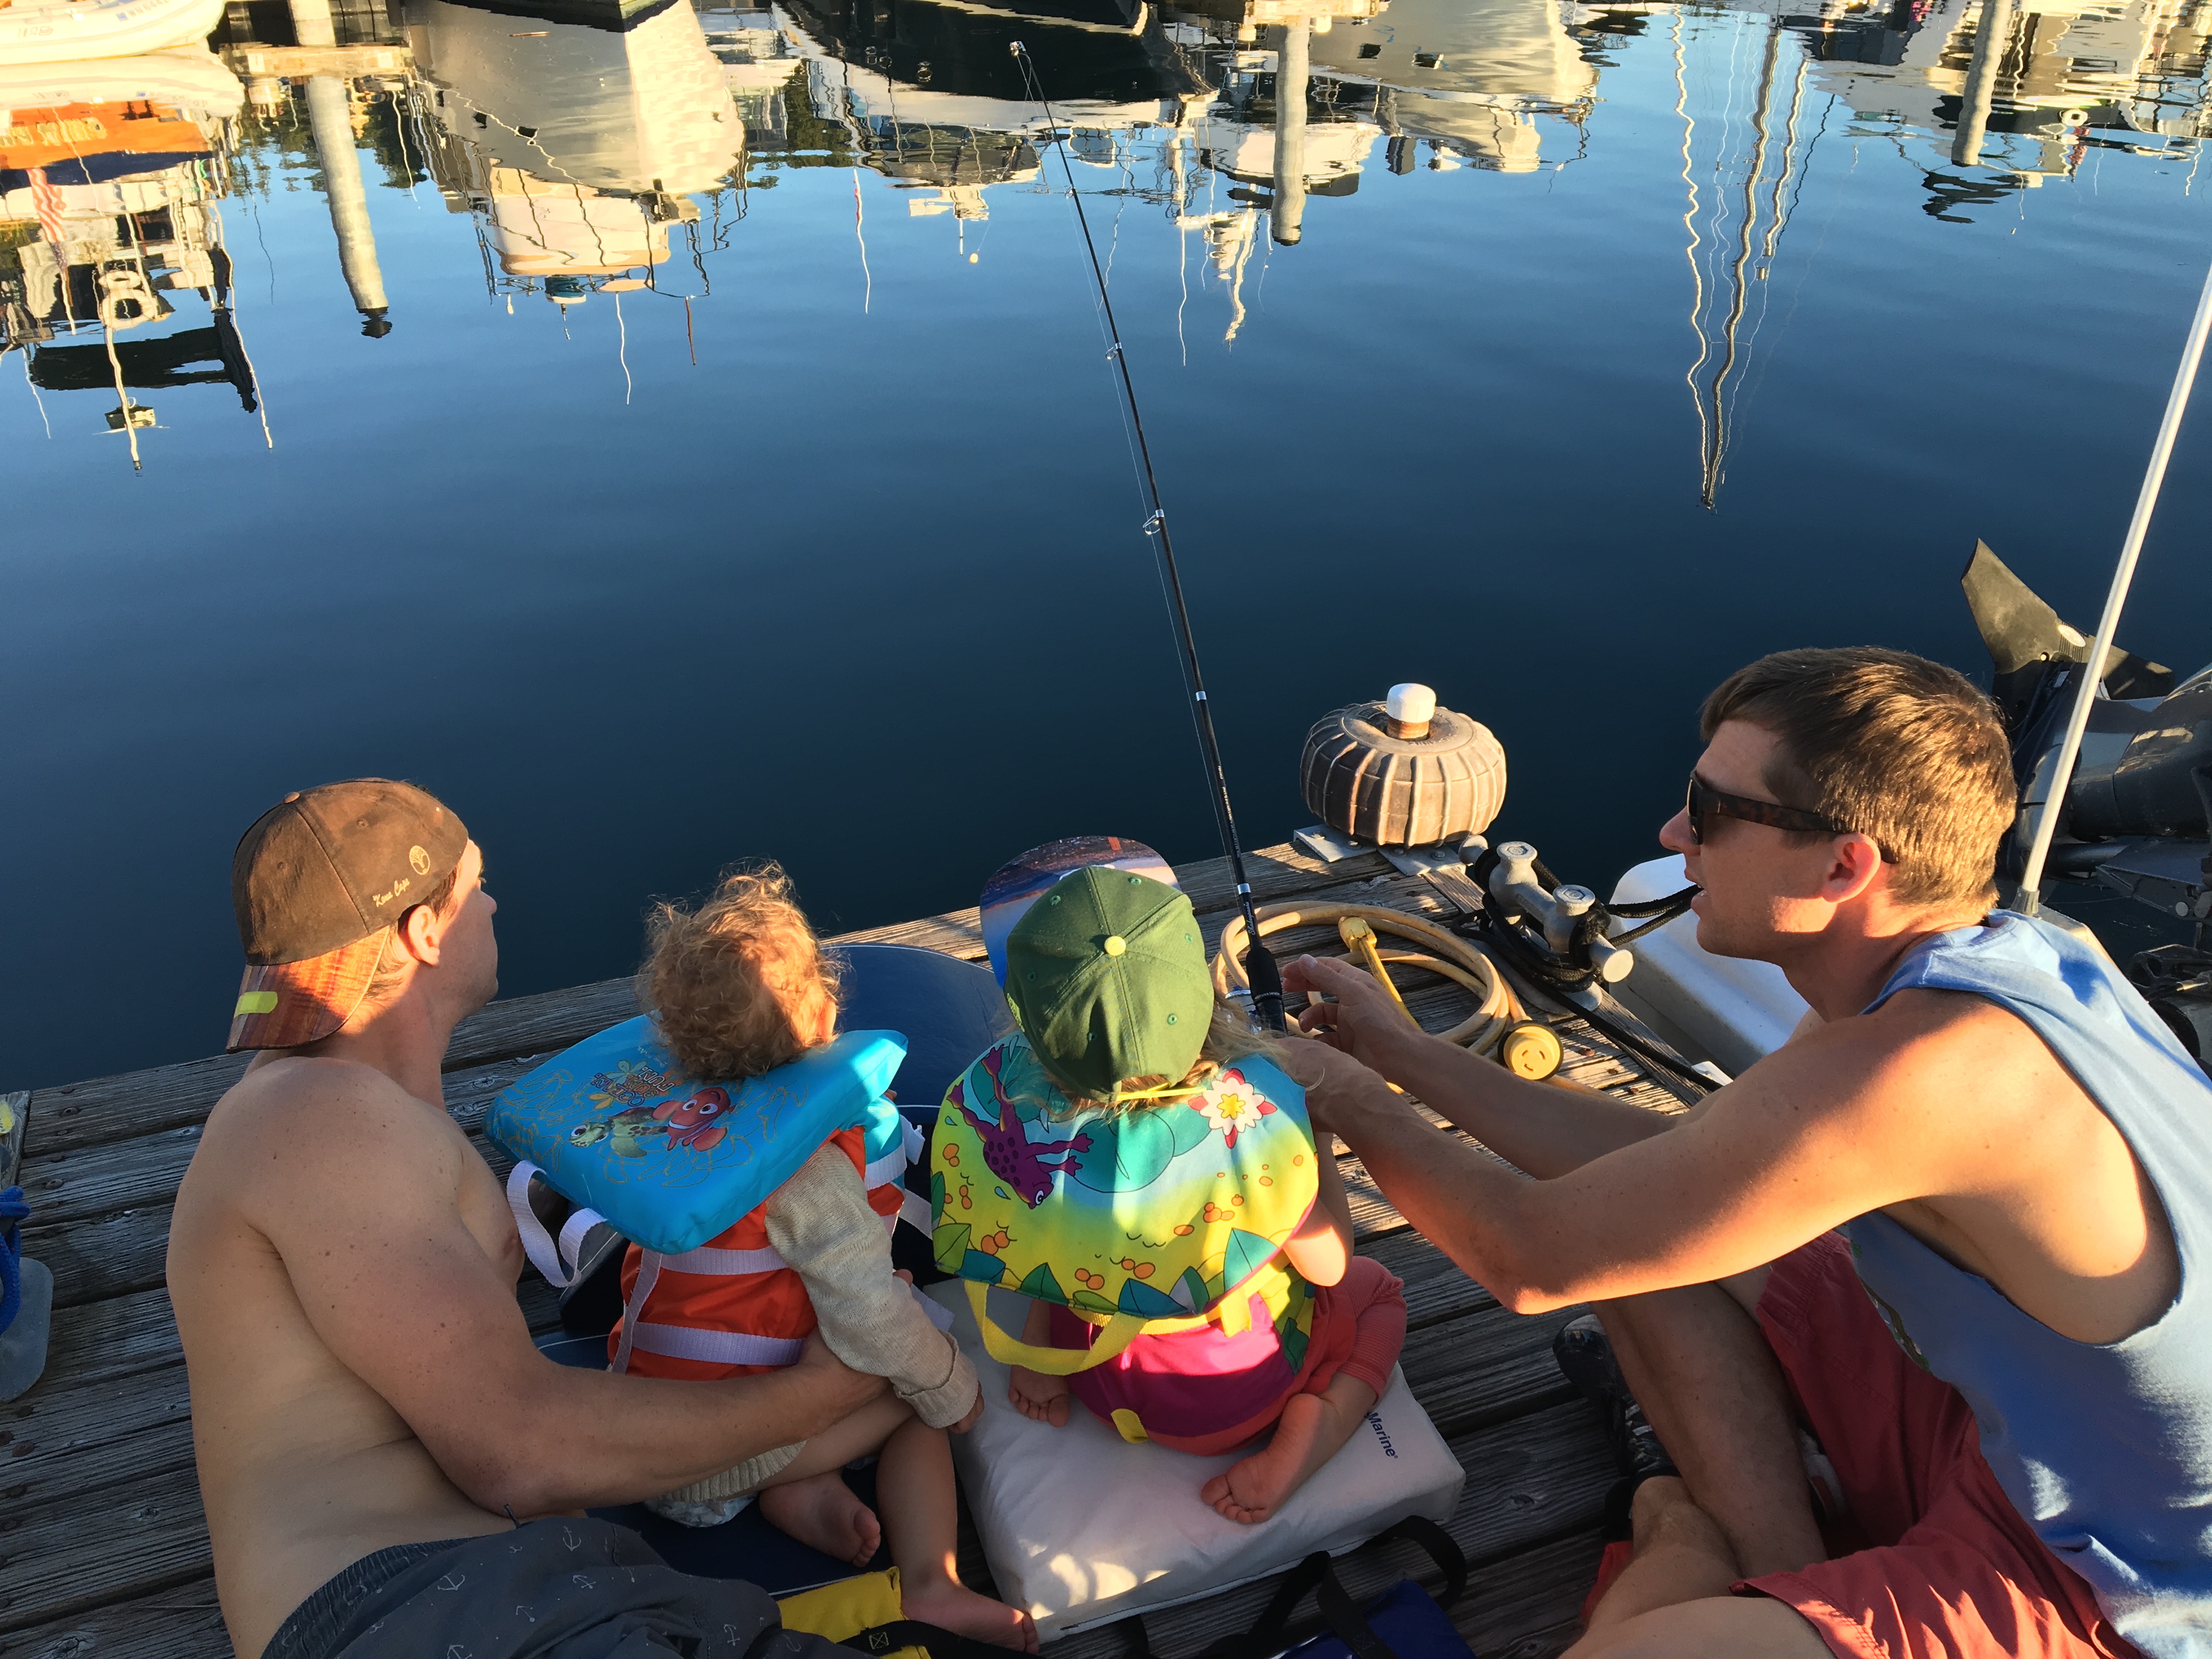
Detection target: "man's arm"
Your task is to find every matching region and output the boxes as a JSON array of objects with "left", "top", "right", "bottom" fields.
[
  {"left": 239, "top": 1067, "right": 884, "bottom": 1517},
  {"left": 1277, "top": 968, "right": 1989, "bottom": 1314}
]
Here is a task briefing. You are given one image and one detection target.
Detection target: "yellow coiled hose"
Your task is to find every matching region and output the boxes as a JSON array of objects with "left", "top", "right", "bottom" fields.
[{"left": 1211, "top": 901, "right": 1531, "bottom": 1056}]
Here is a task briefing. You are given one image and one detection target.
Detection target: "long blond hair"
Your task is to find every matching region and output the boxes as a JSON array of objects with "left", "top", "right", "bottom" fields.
[{"left": 1040, "top": 1000, "right": 1273, "bottom": 1120}]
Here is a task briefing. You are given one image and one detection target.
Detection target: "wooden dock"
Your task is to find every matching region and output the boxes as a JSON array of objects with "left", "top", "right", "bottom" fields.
[{"left": 2, "top": 840, "right": 1702, "bottom": 1659}]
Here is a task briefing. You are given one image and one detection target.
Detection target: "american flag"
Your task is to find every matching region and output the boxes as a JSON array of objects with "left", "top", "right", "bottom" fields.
[{"left": 29, "top": 166, "right": 65, "bottom": 250}]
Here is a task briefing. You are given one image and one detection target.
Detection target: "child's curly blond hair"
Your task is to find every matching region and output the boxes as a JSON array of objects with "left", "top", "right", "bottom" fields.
[{"left": 639, "top": 864, "right": 843, "bottom": 1081}]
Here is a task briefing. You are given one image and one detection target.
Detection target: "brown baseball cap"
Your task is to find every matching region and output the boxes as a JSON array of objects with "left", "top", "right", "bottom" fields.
[{"left": 227, "top": 780, "right": 469, "bottom": 1053}]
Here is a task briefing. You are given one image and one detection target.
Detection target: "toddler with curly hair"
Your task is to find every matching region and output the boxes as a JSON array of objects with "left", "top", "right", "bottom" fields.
[{"left": 615, "top": 865, "right": 1034, "bottom": 1651}]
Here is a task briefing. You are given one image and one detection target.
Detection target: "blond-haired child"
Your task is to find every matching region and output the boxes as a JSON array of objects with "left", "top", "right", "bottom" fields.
[
  {"left": 974, "top": 867, "right": 1407, "bottom": 1524},
  {"left": 619, "top": 866, "right": 1034, "bottom": 1651}
]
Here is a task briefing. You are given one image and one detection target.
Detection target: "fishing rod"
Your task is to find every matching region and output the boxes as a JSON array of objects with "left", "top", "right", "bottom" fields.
[
  {"left": 2015, "top": 251, "right": 2212, "bottom": 914},
  {"left": 1008, "top": 41, "right": 1286, "bottom": 1034}
]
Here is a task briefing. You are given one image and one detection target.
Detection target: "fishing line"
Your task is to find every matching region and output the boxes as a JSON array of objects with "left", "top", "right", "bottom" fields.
[{"left": 1009, "top": 41, "right": 1286, "bottom": 1033}]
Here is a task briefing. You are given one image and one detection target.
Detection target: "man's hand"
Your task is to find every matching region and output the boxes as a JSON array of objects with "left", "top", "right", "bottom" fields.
[
  {"left": 1283, "top": 953, "right": 1424, "bottom": 1074},
  {"left": 951, "top": 1390, "right": 985, "bottom": 1434},
  {"left": 1267, "top": 1026, "right": 1390, "bottom": 1137},
  {"left": 793, "top": 1331, "right": 887, "bottom": 1413}
]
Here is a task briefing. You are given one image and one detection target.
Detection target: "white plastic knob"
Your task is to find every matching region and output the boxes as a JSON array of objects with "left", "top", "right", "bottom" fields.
[{"left": 1386, "top": 684, "right": 1436, "bottom": 726}]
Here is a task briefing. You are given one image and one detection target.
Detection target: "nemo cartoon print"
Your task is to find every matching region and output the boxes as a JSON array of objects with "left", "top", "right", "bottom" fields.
[
  {"left": 930, "top": 1032, "right": 1319, "bottom": 1372},
  {"left": 487, "top": 1015, "right": 911, "bottom": 1256}
]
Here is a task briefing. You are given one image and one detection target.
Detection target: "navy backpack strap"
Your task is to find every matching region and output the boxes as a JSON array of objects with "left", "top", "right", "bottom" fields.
[
  {"left": 1372, "top": 1515, "right": 1468, "bottom": 1607},
  {"left": 1314, "top": 1567, "right": 1397, "bottom": 1659}
]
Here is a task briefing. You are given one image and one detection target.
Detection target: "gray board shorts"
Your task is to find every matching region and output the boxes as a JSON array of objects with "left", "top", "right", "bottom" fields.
[{"left": 261, "top": 1515, "right": 845, "bottom": 1659}]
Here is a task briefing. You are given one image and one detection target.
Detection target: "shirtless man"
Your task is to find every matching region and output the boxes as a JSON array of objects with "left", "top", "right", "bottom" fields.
[
  {"left": 167, "top": 781, "right": 904, "bottom": 1659},
  {"left": 1278, "top": 648, "right": 2210, "bottom": 1659}
]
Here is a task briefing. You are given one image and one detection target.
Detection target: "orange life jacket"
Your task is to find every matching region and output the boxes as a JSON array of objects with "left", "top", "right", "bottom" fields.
[{"left": 608, "top": 1124, "right": 916, "bottom": 1380}]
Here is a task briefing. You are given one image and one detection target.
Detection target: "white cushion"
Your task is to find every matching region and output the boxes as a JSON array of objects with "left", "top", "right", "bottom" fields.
[{"left": 930, "top": 1283, "right": 1465, "bottom": 1636}]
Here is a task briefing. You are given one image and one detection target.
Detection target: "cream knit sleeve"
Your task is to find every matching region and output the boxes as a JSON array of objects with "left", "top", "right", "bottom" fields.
[{"left": 763, "top": 1144, "right": 980, "bottom": 1429}]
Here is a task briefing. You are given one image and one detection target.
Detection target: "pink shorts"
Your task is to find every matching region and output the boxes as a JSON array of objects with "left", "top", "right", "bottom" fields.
[
  {"left": 1047, "top": 1255, "right": 1407, "bottom": 1455},
  {"left": 1735, "top": 1234, "right": 2136, "bottom": 1659}
]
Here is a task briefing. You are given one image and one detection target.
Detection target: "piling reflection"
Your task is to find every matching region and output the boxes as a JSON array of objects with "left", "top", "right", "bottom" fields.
[{"left": 5, "top": 0, "right": 2208, "bottom": 469}]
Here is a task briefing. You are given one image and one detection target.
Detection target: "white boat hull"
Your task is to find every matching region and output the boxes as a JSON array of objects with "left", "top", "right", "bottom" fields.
[
  {"left": 0, "top": 0, "right": 226, "bottom": 67},
  {"left": 1608, "top": 855, "right": 1810, "bottom": 1079},
  {"left": 0, "top": 42, "right": 240, "bottom": 106}
]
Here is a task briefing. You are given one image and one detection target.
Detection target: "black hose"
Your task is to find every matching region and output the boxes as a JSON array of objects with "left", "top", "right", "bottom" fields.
[
  {"left": 1609, "top": 884, "right": 1701, "bottom": 919},
  {"left": 1569, "top": 998, "right": 1719, "bottom": 1100},
  {"left": 1009, "top": 43, "right": 1281, "bottom": 1032},
  {"left": 1608, "top": 891, "right": 1699, "bottom": 946}
]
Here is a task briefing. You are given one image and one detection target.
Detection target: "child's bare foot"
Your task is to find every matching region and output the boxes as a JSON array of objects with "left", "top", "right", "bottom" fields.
[
  {"left": 902, "top": 1576, "right": 1041, "bottom": 1653},
  {"left": 1201, "top": 1392, "right": 1338, "bottom": 1524},
  {"left": 1008, "top": 1365, "right": 1070, "bottom": 1427},
  {"left": 759, "top": 1471, "right": 882, "bottom": 1567}
]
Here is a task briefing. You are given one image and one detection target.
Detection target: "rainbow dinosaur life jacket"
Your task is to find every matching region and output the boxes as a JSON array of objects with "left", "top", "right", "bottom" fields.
[
  {"left": 930, "top": 1035, "right": 1320, "bottom": 1375},
  {"left": 488, "top": 1019, "right": 913, "bottom": 1260}
]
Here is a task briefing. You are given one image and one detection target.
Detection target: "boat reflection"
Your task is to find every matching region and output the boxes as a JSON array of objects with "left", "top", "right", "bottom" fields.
[
  {"left": 8, "top": 0, "right": 2206, "bottom": 478},
  {"left": 0, "top": 47, "right": 262, "bottom": 466},
  {"left": 405, "top": 0, "right": 745, "bottom": 304},
  {"left": 1782, "top": 0, "right": 2212, "bottom": 209}
]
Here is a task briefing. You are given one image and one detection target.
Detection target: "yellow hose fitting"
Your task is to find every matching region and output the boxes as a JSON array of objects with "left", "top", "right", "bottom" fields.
[
  {"left": 1338, "top": 915, "right": 1418, "bottom": 1026},
  {"left": 1499, "top": 1021, "right": 1564, "bottom": 1081}
]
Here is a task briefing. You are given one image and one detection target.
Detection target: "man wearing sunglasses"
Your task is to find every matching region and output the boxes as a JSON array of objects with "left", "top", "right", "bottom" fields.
[{"left": 1280, "top": 646, "right": 2209, "bottom": 1659}]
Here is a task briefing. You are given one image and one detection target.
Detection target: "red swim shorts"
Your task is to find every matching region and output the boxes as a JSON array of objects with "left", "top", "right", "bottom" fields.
[{"left": 1736, "top": 1232, "right": 2137, "bottom": 1659}]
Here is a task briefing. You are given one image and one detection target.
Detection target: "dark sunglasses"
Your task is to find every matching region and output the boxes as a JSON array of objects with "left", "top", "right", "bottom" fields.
[{"left": 1685, "top": 772, "right": 1870, "bottom": 848}]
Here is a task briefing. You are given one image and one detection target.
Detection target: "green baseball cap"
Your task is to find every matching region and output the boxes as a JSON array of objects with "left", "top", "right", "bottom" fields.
[{"left": 1003, "top": 866, "right": 1215, "bottom": 1101}]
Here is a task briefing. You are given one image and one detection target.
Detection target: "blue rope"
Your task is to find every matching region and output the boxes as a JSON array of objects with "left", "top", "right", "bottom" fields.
[{"left": 0, "top": 1187, "right": 26, "bottom": 1338}]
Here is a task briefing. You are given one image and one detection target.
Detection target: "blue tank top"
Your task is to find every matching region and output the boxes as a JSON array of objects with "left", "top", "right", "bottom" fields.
[{"left": 1845, "top": 911, "right": 2212, "bottom": 1658}]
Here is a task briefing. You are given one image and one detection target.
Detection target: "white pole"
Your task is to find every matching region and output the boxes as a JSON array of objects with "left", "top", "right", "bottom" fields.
[{"left": 2017, "top": 255, "right": 2212, "bottom": 913}]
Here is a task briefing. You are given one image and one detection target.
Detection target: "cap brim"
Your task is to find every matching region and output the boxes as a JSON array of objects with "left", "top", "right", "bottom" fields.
[{"left": 227, "top": 934, "right": 385, "bottom": 1053}]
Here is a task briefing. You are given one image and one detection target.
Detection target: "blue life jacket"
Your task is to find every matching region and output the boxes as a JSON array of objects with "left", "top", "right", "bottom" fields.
[
  {"left": 1847, "top": 911, "right": 2212, "bottom": 1658},
  {"left": 488, "top": 1020, "right": 910, "bottom": 1258}
]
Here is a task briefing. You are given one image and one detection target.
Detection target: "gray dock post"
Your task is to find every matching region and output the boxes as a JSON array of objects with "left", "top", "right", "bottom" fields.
[
  {"left": 1273, "top": 19, "right": 1309, "bottom": 246},
  {"left": 303, "top": 75, "right": 393, "bottom": 335},
  {"left": 1951, "top": 0, "right": 2018, "bottom": 167}
]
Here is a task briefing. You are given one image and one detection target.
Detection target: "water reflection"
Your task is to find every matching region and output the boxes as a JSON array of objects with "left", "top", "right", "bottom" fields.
[
  {"left": 407, "top": 0, "right": 744, "bottom": 303},
  {"left": 0, "top": 48, "right": 260, "bottom": 463},
  {"left": 1781, "top": 0, "right": 2211, "bottom": 208},
  {"left": 4, "top": 0, "right": 2208, "bottom": 461}
]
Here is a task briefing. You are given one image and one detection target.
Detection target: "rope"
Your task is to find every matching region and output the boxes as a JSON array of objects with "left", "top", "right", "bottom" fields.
[{"left": 1213, "top": 903, "right": 1527, "bottom": 1054}]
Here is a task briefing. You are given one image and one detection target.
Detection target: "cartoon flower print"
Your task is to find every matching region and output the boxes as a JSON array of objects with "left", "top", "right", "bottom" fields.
[{"left": 1188, "top": 1069, "right": 1277, "bottom": 1149}]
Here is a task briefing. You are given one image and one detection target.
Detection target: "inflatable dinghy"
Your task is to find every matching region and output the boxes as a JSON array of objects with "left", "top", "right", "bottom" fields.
[{"left": 0, "top": 0, "right": 227, "bottom": 67}]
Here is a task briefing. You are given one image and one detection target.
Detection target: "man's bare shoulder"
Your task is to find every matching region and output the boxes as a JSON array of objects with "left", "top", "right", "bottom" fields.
[
  {"left": 1728, "top": 985, "right": 2063, "bottom": 1130},
  {"left": 1804, "top": 986, "right": 2049, "bottom": 1071},
  {"left": 194, "top": 1056, "right": 469, "bottom": 1211}
]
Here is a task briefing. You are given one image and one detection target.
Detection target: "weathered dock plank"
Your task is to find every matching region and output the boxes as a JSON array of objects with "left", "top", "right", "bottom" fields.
[
  {"left": 0, "top": 1462, "right": 213, "bottom": 1634},
  {"left": 4, "top": 1581, "right": 230, "bottom": 1659}
]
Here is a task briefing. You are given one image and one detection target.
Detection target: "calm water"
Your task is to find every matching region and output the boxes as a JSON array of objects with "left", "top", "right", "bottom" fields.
[{"left": 5, "top": 0, "right": 2211, "bottom": 1087}]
